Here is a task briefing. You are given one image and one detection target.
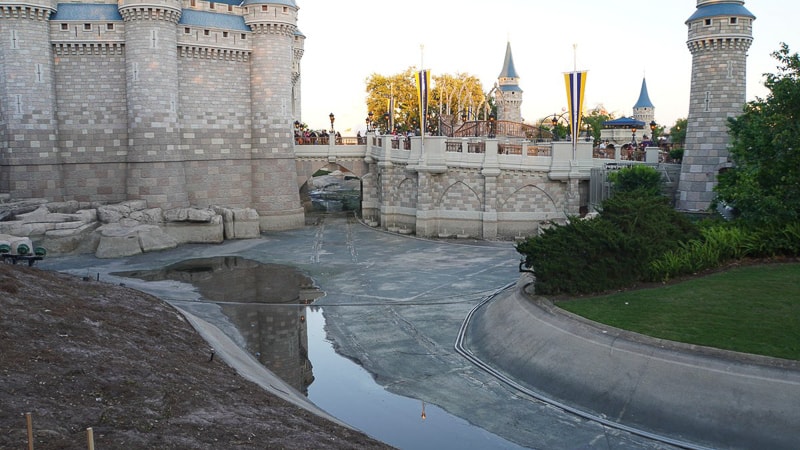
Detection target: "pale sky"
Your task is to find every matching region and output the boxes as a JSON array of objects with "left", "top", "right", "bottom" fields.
[{"left": 297, "top": 0, "right": 797, "bottom": 135}]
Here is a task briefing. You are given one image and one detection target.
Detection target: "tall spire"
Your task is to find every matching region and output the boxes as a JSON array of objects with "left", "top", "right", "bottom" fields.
[
  {"left": 498, "top": 41, "right": 518, "bottom": 79},
  {"left": 634, "top": 78, "right": 654, "bottom": 109}
]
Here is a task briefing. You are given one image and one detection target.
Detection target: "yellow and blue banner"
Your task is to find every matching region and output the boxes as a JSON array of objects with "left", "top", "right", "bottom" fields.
[
  {"left": 564, "top": 71, "right": 587, "bottom": 145},
  {"left": 415, "top": 69, "right": 430, "bottom": 134}
]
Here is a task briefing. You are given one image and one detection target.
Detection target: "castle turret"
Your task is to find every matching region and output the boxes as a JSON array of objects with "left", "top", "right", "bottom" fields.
[
  {"left": 0, "top": 0, "right": 64, "bottom": 199},
  {"left": 243, "top": 0, "right": 304, "bottom": 230},
  {"left": 119, "top": 0, "right": 189, "bottom": 209},
  {"left": 632, "top": 78, "right": 655, "bottom": 126},
  {"left": 496, "top": 42, "right": 523, "bottom": 123},
  {"left": 292, "top": 28, "right": 305, "bottom": 122},
  {"left": 677, "top": 0, "right": 754, "bottom": 211}
]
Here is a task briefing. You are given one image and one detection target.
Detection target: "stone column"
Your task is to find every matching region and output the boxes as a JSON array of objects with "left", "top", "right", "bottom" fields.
[
  {"left": 245, "top": 4, "right": 304, "bottom": 230},
  {"left": 0, "top": 0, "right": 63, "bottom": 199},
  {"left": 119, "top": 0, "right": 188, "bottom": 209}
]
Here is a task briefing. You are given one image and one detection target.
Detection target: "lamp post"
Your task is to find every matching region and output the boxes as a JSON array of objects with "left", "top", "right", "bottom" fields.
[
  {"left": 329, "top": 113, "right": 335, "bottom": 134},
  {"left": 551, "top": 115, "right": 559, "bottom": 141},
  {"left": 383, "top": 112, "right": 390, "bottom": 134},
  {"left": 649, "top": 120, "right": 657, "bottom": 147},
  {"left": 584, "top": 121, "right": 592, "bottom": 142},
  {"left": 631, "top": 127, "right": 637, "bottom": 146},
  {"left": 461, "top": 111, "right": 467, "bottom": 123},
  {"left": 488, "top": 114, "right": 496, "bottom": 138},
  {"left": 368, "top": 111, "right": 374, "bottom": 132}
]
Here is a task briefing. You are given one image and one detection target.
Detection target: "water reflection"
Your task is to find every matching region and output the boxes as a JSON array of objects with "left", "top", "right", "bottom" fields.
[{"left": 114, "top": 256, "right": 323, "bottom": 394}]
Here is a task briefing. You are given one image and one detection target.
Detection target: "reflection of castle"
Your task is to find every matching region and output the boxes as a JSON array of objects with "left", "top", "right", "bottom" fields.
[{"left": 116, "top": 256, "right": 321, "bottom": 393}]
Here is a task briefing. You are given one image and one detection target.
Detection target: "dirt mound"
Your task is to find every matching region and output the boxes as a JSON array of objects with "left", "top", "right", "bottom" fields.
[{"left": 0, "top": 264, "right": 391, "bottom": 449}]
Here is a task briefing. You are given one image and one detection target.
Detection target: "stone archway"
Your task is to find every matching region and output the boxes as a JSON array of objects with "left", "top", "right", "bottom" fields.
[{"left": 299, "top": 163, "right": 362, "bottom": 214}]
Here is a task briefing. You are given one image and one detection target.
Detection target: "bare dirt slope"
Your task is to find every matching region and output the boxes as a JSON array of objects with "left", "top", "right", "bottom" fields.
[{"left": 0, "top": 264, "right": 392, "bottom": 449}]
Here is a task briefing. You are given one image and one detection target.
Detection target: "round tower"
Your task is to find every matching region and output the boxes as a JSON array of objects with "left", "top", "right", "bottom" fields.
[
  {"left": 119, "top": 0, "right": 188, "bottom": 210},
  {"left": 292, "top": 28, "right": 305, "bottom": 122},
  {"left": 677, "top": 0, "right": 754, "bottom": 211},
  {"left": 496, "top": 42, "right": 523, "bottom": 123},
  {"left": 243, "top": 0, "right": 304, "bottom": 230},
  {"left": 0, "top": 0, "right": 64, "bottom": 199}
]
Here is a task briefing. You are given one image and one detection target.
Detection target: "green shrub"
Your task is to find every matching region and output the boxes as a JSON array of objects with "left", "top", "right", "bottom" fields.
[{"left": 607, "top": 165, "right": 662, "bottom": 197}]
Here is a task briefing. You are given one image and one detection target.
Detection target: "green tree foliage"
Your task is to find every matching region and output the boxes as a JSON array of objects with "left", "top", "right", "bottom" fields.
[
  {"left": 517, "top": 173, "right": 699, "bottom": 295},
  {"left": 608, "top": 165, "right": 662, "bottom": 197},
  {"left": 716, "top": 44, "right": 800, "bottom": 228},
  {"left": 365, "top": 69, "right": 485, "bottom": 134},
  {"left": 582, "top": 107, "right": 614, "bottom": 145},
  {"left": 669, "top": 118, "right": 687, "bottom": 149}
]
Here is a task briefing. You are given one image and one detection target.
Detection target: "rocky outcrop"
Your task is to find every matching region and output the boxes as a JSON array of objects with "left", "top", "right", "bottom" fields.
[{"left": 0, "top": 198, "right": 265, "bottom": 258}]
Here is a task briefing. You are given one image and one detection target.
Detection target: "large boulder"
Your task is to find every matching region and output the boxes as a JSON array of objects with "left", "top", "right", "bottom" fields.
[
  {"left": 96, "top": 200, "right": 148, "bottom": 224},
  {"left": 213, "top": 206, "right": 260, "bottom": 239},
  {"left": 94, "top": 223, "right": 178, "bottom": 259}
]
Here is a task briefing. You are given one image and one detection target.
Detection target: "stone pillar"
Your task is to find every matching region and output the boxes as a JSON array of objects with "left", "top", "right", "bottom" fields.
[
  {"left": 482, "top": 139, "right": 500, "bottom": 239},
  {"left": 0, "top": 0, "right": 63, "bottom": 199},
  {"left": 245, "top": 3, "right": 304, "bottom": 230},
  {"left": 119, "top": 0, "right": 188, "bottom": 209},
  {"left": 677, "top": 0, "right": 754, "bottom": 211}
]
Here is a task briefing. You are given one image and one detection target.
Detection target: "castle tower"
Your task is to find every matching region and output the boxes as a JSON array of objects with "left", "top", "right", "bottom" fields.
[
  {"left": 243, "top": 0, "right": 304, "bottom": 230},
  {"left": 632, "top": 78, "right": 655, "bottom": 126},
  {"left": 119, "top": 0, "right": 189, "bottom": 209},
  {"left": 292, "top": 28, "right": 305, "bottom": 122},
  {"left": 0, "top": 0, "right": 64, "bottom": 199},
  {"left": 677, "top": 0, "right": 754, "bottom": 211},
  {"left": 496, "top": 42, "right": 523, "bottom": 123}
]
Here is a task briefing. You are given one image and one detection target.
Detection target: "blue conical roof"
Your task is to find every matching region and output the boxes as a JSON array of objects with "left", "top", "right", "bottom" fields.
[
  {"left": 498, "top": 42, "right": 518, "bottom": 79},
  {"left": 633, "top": 78, "right": 654, "bottom": 109}
]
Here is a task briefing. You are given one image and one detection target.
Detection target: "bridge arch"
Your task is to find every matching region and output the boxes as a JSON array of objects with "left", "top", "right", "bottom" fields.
[{"left": 299, "top": 162, "right": 362, "bottom": 214}]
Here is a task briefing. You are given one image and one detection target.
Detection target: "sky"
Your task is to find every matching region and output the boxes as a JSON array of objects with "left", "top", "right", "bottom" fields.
[{"left": 296, "top": 0, "right": 797, "bottom": 135}]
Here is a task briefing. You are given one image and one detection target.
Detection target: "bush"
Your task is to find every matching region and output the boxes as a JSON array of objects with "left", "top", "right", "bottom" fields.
[
  {"left": 517, "top": 191, "right": 699, "bottom": 295},
  {"left": 608, "top": 165, "right": 662, "bottom": 197}
]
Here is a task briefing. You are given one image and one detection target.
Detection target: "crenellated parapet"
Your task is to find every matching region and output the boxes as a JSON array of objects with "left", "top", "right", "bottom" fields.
[
  {"left": 242, "top": 0, "right": 297, "bottom": 35},
  {"left": 118, "top": 0, "right": 182, "bottom": 23},
  {"left": 0, "top": 0, "right": 57, "bottom": 20},
  {"left": 687, "top": 36, "right": 752, "bottom": 53}
]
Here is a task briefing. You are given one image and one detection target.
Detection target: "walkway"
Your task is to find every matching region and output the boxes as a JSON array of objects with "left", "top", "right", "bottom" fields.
[{"left": 38, "top": 216, "right": 799, "bottom": 449}]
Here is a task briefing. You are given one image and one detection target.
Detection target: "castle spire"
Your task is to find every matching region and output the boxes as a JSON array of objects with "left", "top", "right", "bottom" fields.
[
  {"left": 496, "top": 42, "right": 523, "bottom": 123},
  {"left": 634, "top": 78, "right": 654, "bottom": 109}
]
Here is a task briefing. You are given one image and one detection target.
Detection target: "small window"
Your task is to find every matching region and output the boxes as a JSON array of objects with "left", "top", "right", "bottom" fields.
[
  {"left": 60, "top": 23, "right": 68, "bottom": 31},
  {"left": 228, "top": 4, "right": 232, "bottom": 11},
  {"left": 83, "top": 23, "right": 92, "bottom": 31},
  {"left": 184, "top": 27, "right": 190, "bottom": 34},
  {"left": 704, "top": 18, "right": 712, "bottom": 26},
  {"left": 203, "top": 29, "right": 209, "bottom": 36},
  {"left": 209, "top": 2, "right": 214, "bottom": 9},
  {"left": 283, "top": 6, "right": 287, "bottom": 12},
  {"left": 222, "top": 31, "right": 229, "bottom": 38},
  {"left": 190, "top": 0, "right": 195, "bottom": 6},
  {"left": 261, "top": 5, "right": 268, "bottom": 11},
  {"left": 730, "top": 17, "right": 737, "bottom": 24},
  {"left": 241, "top": 34, "right": 246, "bottom": 40},
  {"left": 106, "top": 23, "right": 114, "bottom": 31}
]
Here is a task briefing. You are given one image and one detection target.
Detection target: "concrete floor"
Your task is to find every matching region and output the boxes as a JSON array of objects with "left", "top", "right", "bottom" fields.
[{"left": 39, "top": 215, "right": 800, "bottom": 449}]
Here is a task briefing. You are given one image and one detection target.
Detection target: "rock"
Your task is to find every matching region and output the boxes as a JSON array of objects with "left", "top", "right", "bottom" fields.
[
  {"left": 232, "top": 208, "right": 260, "bottom": 239},
  {"left": 137, "top": 225, "right": 178, "bottom": 253},
  {"left": 95, "top": 224, "right": 142, "bottom": 258},
  {"left": 128, "top": 208, "right": 163, "bottom": 225},
  {"left": 96, "top": 200, "right": 148, "bottom": 224},
  {"left": 164, "top": 215, "right": 224, "bottom": 244}
]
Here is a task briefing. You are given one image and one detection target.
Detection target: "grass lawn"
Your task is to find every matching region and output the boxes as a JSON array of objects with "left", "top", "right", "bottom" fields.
[{"left": 555, "top": 262, "right": 800, "bottom": 361}]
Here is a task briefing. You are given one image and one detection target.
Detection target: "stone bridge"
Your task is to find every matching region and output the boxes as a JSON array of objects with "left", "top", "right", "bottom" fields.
[{"left": 294, "top": 134, "right": 674, "bottom": 240}]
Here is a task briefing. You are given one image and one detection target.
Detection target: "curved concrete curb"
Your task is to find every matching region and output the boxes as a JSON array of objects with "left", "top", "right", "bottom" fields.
[
  {"left": 174, "top": 307, "right": 353, "bottom": 430},
  {"left": 463, "top": 275, "right": 800, "bottom": 450}
]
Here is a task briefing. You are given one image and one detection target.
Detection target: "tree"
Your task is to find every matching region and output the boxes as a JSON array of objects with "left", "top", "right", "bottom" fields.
[
  {"left": 582, "top": 107, "right": 613, "bottom": 145},
  {"left": 669, "top": 118, "right": 687, "bottom": 149},
  {"left": 716, "top": 44, "right": 800, "bottom": 227},
  {"left": 365, "top": 69, "right": 485, "bottom": 134}
]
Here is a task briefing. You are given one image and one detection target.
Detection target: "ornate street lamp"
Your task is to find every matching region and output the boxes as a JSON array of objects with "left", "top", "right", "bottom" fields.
[
  {"left": 650, "top": 120, "right": 657, "bottom": 146},
  {"left": 461, "top": 111, "right": 467, "bottom": 123},
  {"left": 368, "top": 111, "right": 374, "bottom": 132},
  {"left": 329, "top": 113, "right": 335, "bottom": 133},
  {"left": 383, "top": 112, "right": 390, "bottom": 133},
  {"left": 631, "top": 127, "right": 637, "bottom": 146},
  {"left": 488, "top": 114, "right": 496, "bottom": 138},
  {"left": 551, "top": 115, "right": 559, "bottom": 141}
]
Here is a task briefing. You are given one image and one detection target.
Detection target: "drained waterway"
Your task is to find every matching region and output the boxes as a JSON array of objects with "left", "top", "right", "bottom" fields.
[{"left": 114, "top": 256, "right": 525, "bottom": 449}]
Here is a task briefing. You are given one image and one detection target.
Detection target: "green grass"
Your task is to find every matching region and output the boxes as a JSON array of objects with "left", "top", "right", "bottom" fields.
[{"left": 556, "top": 263, "right": 800, "bottom": 360}]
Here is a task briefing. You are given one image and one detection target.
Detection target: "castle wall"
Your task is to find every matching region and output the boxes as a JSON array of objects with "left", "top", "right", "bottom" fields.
[
  {"left": 54, "top": 45, "right": 129, "bottom": 202},
  {"left": 178, "top": 52, "right": 253, "bottom": 207}
]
